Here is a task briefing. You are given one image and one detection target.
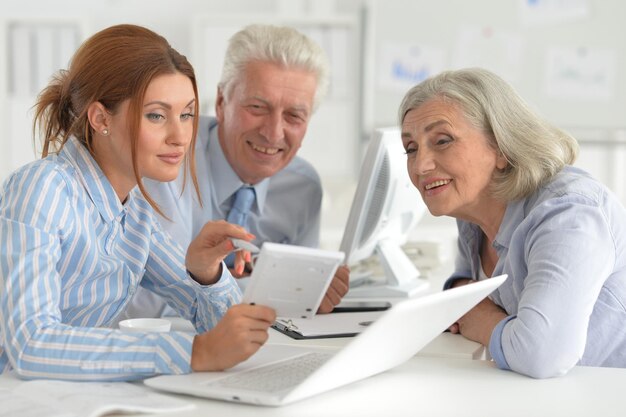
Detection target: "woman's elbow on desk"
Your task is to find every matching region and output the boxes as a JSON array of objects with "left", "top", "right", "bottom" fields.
[
  {"left": 507, "top": 354, "right": 577, "bottom": 379},
  {"left": 3, "top": 347, "right": 40, "bottom": 381},
  {"left": 494, "top": 328, "right": 581, "bottom": 379}
]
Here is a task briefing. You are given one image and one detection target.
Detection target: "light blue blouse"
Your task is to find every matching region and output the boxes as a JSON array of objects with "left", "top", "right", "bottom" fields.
[
  {"left": 0, "top": 137, "right": 241, "bottom": 380},
  {"left": 449, "top": 166, "right": 626, "bottom": 378}
]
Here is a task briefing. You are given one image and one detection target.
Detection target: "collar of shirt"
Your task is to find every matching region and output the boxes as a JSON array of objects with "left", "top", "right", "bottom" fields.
[
  {"left": 60, "top": 136, "right": 128, "bottom": 223},
  {"left": 458, "top": 198, "right": 525, "bottom": 256},
  {"left": 206, "top": 119, "right": 269, "bottom": 215},
  {"left": 495, "top": 200, "right": 527, "bottom": 251}
]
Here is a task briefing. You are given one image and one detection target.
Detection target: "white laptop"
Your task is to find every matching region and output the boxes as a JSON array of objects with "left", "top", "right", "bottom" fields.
[{"left": 145, "top": 274, "right": 507, "bottom": 406}]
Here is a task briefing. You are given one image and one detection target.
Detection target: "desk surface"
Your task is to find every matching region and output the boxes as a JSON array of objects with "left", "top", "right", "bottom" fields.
[
  {"left": 144, "top": 314, "right": 624, "bottom": 417},
  {"left": 3, "top": 254, "right": 623, "bottom": 416},
  {"left": 136, "top": 356, "right": 625, "bottom": 417},
  {"left": 138, "top": 276, "right": 625, "bottom": 417},
  {"left": 1, "top": 352, "right": 624, "bottom": 417},
  {"left": 2, "top": 324, "right": 624, "bottom": 416}
]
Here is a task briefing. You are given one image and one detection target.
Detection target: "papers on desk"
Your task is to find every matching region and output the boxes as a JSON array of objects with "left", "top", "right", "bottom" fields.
[
  {"left": 273, "top": 311, "right": 385, "bottom": 339},
  {"left": 0, "top": 377, "right": 194, "bottom": 417}
]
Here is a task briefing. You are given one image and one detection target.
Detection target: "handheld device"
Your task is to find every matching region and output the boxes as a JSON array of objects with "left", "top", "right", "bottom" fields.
[{"left": 242, "top": 242, "right": 345, "bottom": 319}]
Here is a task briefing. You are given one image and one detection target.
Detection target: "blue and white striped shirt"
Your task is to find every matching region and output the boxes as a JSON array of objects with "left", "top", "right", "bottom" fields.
[{"left": 0, "top": 137, "right": 242, "bottom": 380}]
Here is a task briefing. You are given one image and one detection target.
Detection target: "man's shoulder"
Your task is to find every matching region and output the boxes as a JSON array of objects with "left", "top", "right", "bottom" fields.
[
  {"left": 264, "top": 155, "right": 322, "bottom": 207},
  {"left": 279, "top": 154, "right": 321, "bottom": 185},
  {"left": 197, "top": 115, "right": 216, "bottom": 143}
]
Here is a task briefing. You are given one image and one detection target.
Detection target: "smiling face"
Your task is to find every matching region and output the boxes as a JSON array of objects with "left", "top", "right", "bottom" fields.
[
  {"left": 401, "top": 98, "right": 507, "bottom": 223},
  {"left": 96, "top": 72, "right": 196, "bottom": 199},
  {"left": 215, "top": 60, "right": 317, "bottom": 185}
]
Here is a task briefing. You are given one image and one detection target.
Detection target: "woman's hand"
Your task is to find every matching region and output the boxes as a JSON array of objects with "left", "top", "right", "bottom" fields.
[
  {"left": 449, "top": 296, "right": 508, "bottom": 346},
  {"left": 185, "top": 220, "right": 254, "bottom": 284},
  {"left": 190, "top": 304, "right": 276, "bottom": 371}
]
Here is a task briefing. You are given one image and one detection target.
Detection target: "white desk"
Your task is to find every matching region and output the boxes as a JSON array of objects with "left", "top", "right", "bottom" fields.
[
  {"left": 140, "top": 275, "right": 624, "bottom": 416},
  {"left": 1, "top": 351, "right": 624, "bottom": 417},
  {"left": 148, "top": 316, "right": 624, "bottom": 416},
  {"left": 4, "top": 252, "right": 623, "bottom": 416},
  {"left": 2, "top": 322, "right": 624, "bottom": 416},
  {"left": 129, "top": 355, "right": 625, "bottom": 417}
]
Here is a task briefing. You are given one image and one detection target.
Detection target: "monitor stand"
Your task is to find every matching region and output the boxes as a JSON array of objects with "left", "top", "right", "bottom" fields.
[{"left": 344, "top": 240, "right": 430, "bottom": 298}]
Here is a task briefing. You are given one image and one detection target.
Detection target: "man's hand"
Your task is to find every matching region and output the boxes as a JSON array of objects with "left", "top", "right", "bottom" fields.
[
  {"left": 190, "top": 304, "right": 276, "bottom": 371},
  {"left": 317, "top": 265, "right": 350, "bottom": 314},
  {"left": 185, "top": 220, "right": 254, "bottom": 284},
  {"left": 228, "top": 259, "right": 254, "bottom": 279}
]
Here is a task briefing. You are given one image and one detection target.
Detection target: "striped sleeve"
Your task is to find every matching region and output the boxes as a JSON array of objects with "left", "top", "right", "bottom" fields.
[
  {"left": 0, "top": 162, "right": 194, "bottom": 380},
  {"left": 136, "top": 198, "right": 242, "bottom": 334}
]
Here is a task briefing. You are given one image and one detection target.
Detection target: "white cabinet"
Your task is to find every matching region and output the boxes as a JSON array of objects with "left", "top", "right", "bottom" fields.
[{"left": 1, "top": 20, "right": 82, "bottom": 181}]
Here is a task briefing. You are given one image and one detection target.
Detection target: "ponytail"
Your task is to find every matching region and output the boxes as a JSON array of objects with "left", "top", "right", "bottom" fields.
[{"left": 33, "top": 69, "right": 85, "bottom": 157}]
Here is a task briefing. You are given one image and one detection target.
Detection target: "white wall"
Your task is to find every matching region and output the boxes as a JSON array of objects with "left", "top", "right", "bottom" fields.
[
  {"left": 0, "top": 0, "right": 362, "bottom": 178},
  {"left": 359, "top": 0, "right": 626, "bottom": 209},
  {"left": 0, "top": 0, "right": 366, "bottom": 239},
  {"left": 0, "top": 0, "right": 362, "bottom": 247},
  {"left": 2, "top": 0, "right": 625, "bottom": 248},
  {"left": 363, "top": 0, "right": 626, "bottom": 129}
]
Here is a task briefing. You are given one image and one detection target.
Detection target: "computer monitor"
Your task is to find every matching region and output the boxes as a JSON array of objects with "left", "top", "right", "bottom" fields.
[{"left": 339, "top": 127, "right": 429, "bottom": 298}]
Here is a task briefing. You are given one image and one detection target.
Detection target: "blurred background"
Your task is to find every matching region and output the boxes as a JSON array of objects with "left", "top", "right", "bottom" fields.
[{"left": 1, "top": 0, "right": 625, "bottom": 252}]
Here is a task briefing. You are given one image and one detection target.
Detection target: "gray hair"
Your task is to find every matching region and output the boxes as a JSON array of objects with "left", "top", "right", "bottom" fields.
[
  {"left": 219, "top": 24, "right": 330, "bottom": 111},
  {"left": 398, "top": 68, "right": 578, "bottom": 201}
]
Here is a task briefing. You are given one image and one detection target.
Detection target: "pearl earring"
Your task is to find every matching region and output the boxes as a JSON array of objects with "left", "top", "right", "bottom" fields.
[{"left": 102, "top": 129, "right": 109, "bottom": 136}]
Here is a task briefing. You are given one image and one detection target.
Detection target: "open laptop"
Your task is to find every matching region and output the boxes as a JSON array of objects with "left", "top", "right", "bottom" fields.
[{"left": 145, "top": 274, "right": 507, "bottom": 406}]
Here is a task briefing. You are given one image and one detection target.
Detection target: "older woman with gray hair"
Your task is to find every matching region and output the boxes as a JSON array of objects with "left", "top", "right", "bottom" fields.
[{"left": 399, "top": 67, "right": 626, "bottom": 378}]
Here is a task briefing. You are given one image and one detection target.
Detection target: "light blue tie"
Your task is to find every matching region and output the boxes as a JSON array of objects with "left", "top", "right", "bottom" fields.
[{"left": 224, "top": 186, "right": 256, "bottom": 267}]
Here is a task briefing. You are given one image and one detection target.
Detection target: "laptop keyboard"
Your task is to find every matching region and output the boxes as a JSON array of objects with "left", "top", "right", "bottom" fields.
[{"left": 207, "top": 351, "right": 332, "bottom": 393}]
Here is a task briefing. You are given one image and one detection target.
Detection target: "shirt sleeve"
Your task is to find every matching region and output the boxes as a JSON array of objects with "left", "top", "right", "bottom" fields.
[
  {"left": 0, "top": 164, "right": 194, "bottom": 381},
  {"left": 141, "top": 219, "right": 242, "bottom": 335},
  {"left": 143, "top": 176, "right": 195, "bottom": 250},
  {"left": 491, "top": 196, "right": 613, "bottom": 378},
  {"left": 489, "top": 315, "right": 515, "bottom": 369},
  {"left": 293, "top": 195, "right": 321, "bottom": 248}
]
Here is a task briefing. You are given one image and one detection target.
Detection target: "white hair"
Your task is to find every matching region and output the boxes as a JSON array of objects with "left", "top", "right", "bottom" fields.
[
  {"left": 219, "top": 24, "right": 330, "bottom": 111},
  {"left": 399, "top": 68, "right": 579, "bottom": 201}
]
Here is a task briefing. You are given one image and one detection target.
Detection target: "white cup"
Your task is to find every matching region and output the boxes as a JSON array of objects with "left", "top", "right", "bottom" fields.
[{"left": 118, "top": 318, "right": 171, "bottom": 333}]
